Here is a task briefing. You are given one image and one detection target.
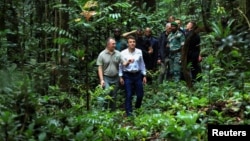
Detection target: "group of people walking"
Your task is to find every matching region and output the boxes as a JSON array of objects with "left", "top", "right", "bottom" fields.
[{"left": 96, "top": 16, "right": 202, "bottom": 116}]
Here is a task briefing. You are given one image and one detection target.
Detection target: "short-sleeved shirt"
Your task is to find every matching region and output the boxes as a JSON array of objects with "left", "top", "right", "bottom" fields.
[
  {"left": 168, "top": 30, "right": 185, "bottom": 51},
  {"left": 96, "top": 49, "right": 121, "bottom": 77}
]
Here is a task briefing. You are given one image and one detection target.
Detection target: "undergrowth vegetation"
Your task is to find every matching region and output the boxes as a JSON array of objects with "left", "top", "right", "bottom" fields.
[
  {"left": 1, "top": 0, "right": 250, "bottom": 140},
  {"left": 0, "top": 62, "right": 250, "bottom": 140}
]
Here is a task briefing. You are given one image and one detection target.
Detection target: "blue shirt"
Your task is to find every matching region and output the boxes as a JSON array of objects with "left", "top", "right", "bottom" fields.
[
  {"left": 119, "top": 48, "right": 146, "bottom": 76},
  {"left": 115, "top": 38, "right": 127, "bottom": 51}
]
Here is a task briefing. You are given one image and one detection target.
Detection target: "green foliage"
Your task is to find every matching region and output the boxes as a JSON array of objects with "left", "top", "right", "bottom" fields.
[
  {"left": 1, "top": 63, "right": 250, "bottom": 140},
  {"left": 1, "top": 0, "right": 250, "bottom": 140},
  {"left": 211, "top": 19, "right": 235, "bottom": 39}
]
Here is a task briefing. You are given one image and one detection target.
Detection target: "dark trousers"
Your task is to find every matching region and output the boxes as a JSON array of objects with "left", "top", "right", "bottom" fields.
[
  {"left": 123, "top": 72, "right": 144, "bottom": 116},
  {"left": 190, "top": 60, "right": 202, "bottom": 82}
]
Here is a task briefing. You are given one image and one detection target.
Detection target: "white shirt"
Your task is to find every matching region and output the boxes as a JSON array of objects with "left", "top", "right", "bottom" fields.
[{"left": 119, "top": 48, "right": 146, "bottom": 76}]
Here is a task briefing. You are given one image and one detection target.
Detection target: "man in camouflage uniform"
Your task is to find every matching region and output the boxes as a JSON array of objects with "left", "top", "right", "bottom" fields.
[{"left": 168, "top": 22, "right": 185, "bottom": 82}]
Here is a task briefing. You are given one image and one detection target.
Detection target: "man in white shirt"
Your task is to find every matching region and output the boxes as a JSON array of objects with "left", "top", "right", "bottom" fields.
[{"left": 119, "top": 35, "right": 147, "bottom": 116}]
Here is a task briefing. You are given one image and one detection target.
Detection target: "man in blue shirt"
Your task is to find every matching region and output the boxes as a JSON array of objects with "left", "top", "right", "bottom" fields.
[
  {"left": 113, "top": 28, "right": 127, "bottom": 51},
  {"left": 119, "top": 35, "right": 147, "bottom": 116}
]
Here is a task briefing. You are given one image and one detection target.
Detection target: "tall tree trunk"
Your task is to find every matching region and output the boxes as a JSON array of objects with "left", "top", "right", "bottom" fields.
[
  {"left": 34, "top": 0, "right": 47, "bottom": 63},
  {"left": 245, "top": 0, "right": 250, "bottom": 23},
  {"left": 6, "top": 0, "right": 22, "bottom": 66},
  {"left": 59, "top": 0, "right": 70, "bottom": 92},
  {"left": 0, "top": 0, "right": 5, "bottom": 31},
  {"left": 200, "top": 0, "right": 212, "bottom": 32},
  {"left": 144, "top": 0, "right": 156, "bottom": 11},
  {"left": 32, "top": 0, "right": 49, "bottom": 95},
  {"left": 182, "top": 38, "right": 193, "bottom": 88}
]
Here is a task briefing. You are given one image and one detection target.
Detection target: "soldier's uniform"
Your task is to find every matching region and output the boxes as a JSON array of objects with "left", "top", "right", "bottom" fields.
[{"left": 168, "top": 22, "right": 185, "bottom": 81}]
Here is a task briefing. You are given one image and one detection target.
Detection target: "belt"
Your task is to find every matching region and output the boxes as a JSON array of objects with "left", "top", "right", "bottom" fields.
[
  {"left": 104, "top": 75, "right": 118, "bottom": 78},
  {"left": 123, "top": 71, "right": 140, "bottom": 75}
]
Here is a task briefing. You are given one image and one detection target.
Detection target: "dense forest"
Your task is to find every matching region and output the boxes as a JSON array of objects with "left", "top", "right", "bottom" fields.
[{"left": 0, "top": 0, "right": 250, "bottom": 140}]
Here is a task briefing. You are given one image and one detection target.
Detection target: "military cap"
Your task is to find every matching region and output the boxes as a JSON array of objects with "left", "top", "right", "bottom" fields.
[{"left": 171, "top": 22, "right": 178, "bottom": 27}]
